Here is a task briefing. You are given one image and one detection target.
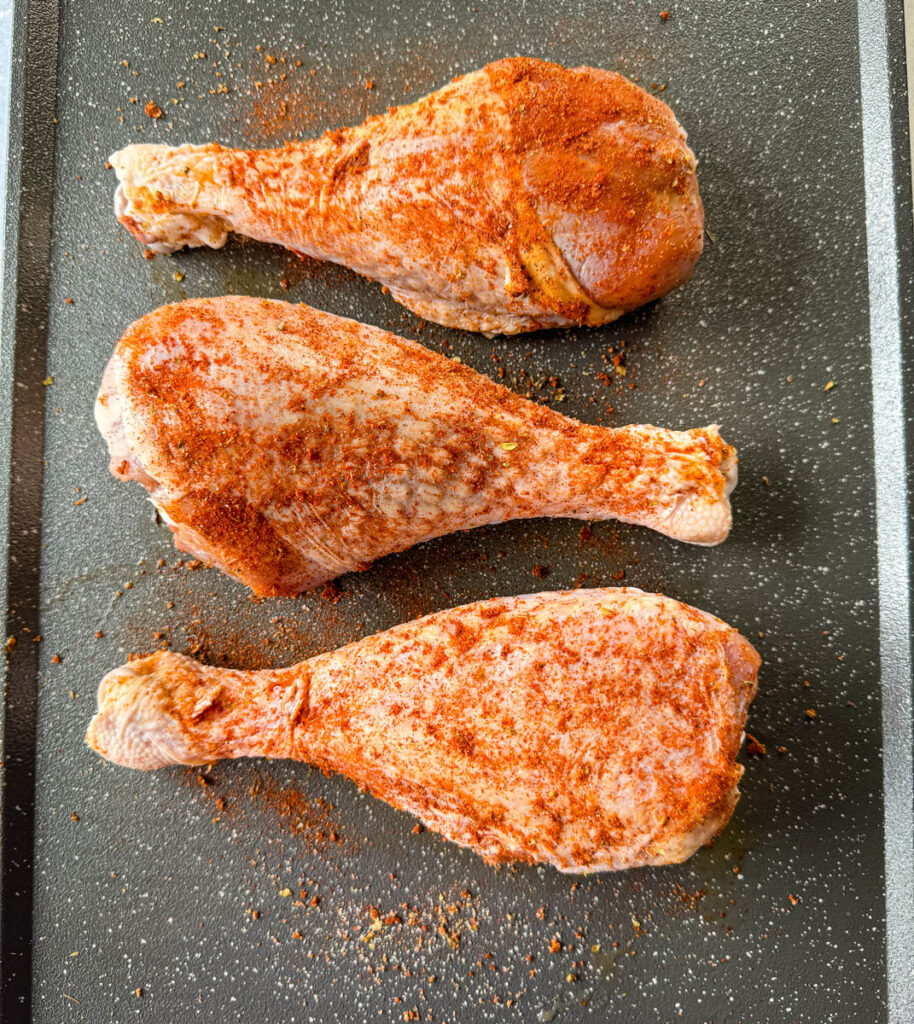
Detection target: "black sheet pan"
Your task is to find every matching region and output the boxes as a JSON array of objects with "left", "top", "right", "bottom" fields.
[{"left": 1, "top": 1, "right": 913, "bottom": 1020}]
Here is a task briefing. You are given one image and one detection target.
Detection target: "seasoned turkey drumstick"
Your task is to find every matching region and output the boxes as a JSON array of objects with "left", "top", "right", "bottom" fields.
[
  {"left": 96, "top": 297, "right": 737, "bottom": 596},
  {"left": 86, "top": 588, "right": 760, "bottom": 873},
  {"left": 110, "top": 57, "right": 703, "bottom": 334}
]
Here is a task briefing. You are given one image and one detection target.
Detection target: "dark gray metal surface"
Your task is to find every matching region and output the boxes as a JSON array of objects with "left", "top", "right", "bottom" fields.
[{"left": 1, "top": 1, "right": 912, "bottom": 1021}]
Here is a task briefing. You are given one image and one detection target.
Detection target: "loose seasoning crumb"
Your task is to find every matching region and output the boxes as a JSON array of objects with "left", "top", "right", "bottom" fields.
[
  {"left": 660, "top": 11, "right": 670, "bottom": 19},
  {"left": 4, "top": 636, "right": 16, "bottom": 653},
  {"left": 824, "top": 380, "right": 835, "bottom": 391},
  {"left": 173, "top": 271, "right": 185, "bottom": 282},
  {"left": 73, "top": 496, "right": 88, "bottom": 507},
  {"left": 42, "top": 376, "right": 53, "bottom": 386},
  {"left": 51, "top": 653, "right": 61, "bottom": 664},
  {"left": 279, "top": 888, "right": 292, "bottom": 897},
  {"left": 532, "top": 564, "right": 548, "bottom": 578},
  {"left": 143, "top": 249, "right": 155, "bottom": 260},
  {"left": 549, "top": 938, "right": 561, "bottom": 953},
  {"left": 805, "top": 708, "right": 817, "bottom": 720},
  {"left": 71, "top": 812, "right": 79, "bottom": 822},
  {"left": 95, "top": 629, "right": 103, "bottom": 638},
  {"left": 745, "top": 734, "right": 766, "bottom": 757},
  {"left": 788, "top": 894, "right": 798, "bottom": 906},
  {"left": 135, "top": 988, "right": 143, "bottom": 998},
  {"left": 144, "top": 101, "right": 163, "bottom": 118}
]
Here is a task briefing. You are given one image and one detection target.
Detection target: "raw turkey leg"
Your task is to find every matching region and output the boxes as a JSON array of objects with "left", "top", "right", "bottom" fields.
[
  {"left": 110, "top": 57, "right": 703, "bottom": 334},
  {"left": 86, "top": 588, "right": 760, "bottom": 873},
  {"left": 96, "top": 296, "right": 738, "bottom": 596}
]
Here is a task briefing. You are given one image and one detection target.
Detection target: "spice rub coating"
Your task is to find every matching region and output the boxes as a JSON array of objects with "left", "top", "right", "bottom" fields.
[
  {"left": 96, "top": 297, "right": 737, "bottom": 596},
  {"left": 86, "top": 588, "right": 760, "bottom": 873},
  {"left": 110, "top": 57, "right": 704, "bottom": 334}
]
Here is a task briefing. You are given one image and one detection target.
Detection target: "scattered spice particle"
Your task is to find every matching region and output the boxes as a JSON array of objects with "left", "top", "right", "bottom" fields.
[
  {"left": 549, "top": 938, "right": 561, "bottom": 953},
  {"left": 95, "top": 629, "right": 103, "bottom": 638},
  {"left": 660, "top": 10, "right": 670, "bottom": 18},
  {"left": 144, "top": 100, "right": 163, "bottom": 119},
  {"left": 805, "top": 708, "right": 817, "bottom": 719},
  {"left": 64, "top": 297, "right": 74, "bottom": 304},
  {"left": 531, "top": 564, "right": 548, "bottom": 578},
  {"left": 73, "top": 496, "right": 87, "bottom": 506},
  {"left": 745, "top": 734, "right": 767, "bottom": 757},
  {"left": 70, "top": 812, "right": 79, "bottom": 822},
  {"left": 173, "top": 271, "right": 185, "bottom": 282},
  {"left": 5, "top": 636, "right": 16, "bottom": 653},
  {"left": 135, "top": 988, "right": 143, "bottom": 998},
  {"left": 42, "top": 376, "right": 53, "bottom": 386},
  {"left": 279, "top": 887, "right": 292, "bottom": 898},
  {"left": 824, "top": 380, "right": 835, "bottom": 391},
  {"left": 51, "top": 653, "right": 61, "bottom": 664},
  {"left": 788, "top": 894, "right": 798, "bottom": 906}
]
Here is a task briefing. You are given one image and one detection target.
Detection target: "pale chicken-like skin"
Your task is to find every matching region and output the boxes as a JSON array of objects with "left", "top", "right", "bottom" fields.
[
  {"left": 110, "top": 57, "right": 704, "bottom": 334},
  {"left": 96, "top": 296, "right": 737, "bottom": 596},
  {"left": 86, "top": 588, "right": 760, "bottom": 873}
]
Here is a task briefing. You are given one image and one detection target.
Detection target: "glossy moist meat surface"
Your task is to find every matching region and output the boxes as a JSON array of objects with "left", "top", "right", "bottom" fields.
[
  {"left": 110, "top": 57, "right": 704, "bottom": 334},
  {"left": 86, "top": 588, "right": 760, "bottom": 873},
  {"left": 96, "top": 296, "right": 737, "bottom": 596}
]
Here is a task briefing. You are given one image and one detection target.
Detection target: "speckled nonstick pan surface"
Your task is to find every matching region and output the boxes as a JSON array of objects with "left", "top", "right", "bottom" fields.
[{"left": 2, "top": 1, "right": 912, "bottom": 1021}]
